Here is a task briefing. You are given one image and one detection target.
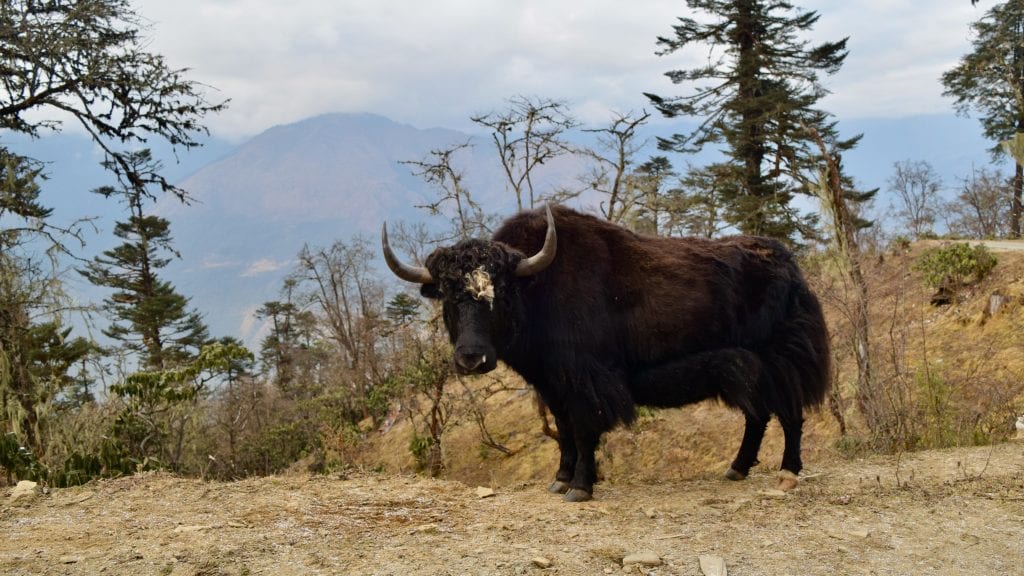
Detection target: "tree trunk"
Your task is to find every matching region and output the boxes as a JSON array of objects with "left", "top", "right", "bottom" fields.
[{"left": 1012, "top": 161, "right": 1023, "bottom": 239}]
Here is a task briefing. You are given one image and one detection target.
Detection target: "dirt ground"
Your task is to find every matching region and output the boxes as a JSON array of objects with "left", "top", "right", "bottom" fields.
[{"left": 2, "top": 442, "right": 1022, "bottom": 576}]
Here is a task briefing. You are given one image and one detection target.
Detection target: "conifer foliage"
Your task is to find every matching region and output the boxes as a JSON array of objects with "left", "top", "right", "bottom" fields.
[{"left": 646, "top": 0, "right": 850, "bottom": 239}]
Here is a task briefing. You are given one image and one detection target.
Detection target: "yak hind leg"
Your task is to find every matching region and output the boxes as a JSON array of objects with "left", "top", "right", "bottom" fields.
[
  {"left": 776, "top": 414, "right": 804, "bottom": 491},
  {"left": 726, "top": 412, "right": 769, "bottom": 481}
]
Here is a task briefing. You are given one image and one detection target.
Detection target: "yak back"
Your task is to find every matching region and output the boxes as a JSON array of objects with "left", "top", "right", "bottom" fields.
[{"left": 493, "top": 205, "right": 817, "bottom": 372}]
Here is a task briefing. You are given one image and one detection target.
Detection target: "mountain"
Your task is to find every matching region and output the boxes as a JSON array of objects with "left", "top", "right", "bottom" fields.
[{"left": 159, "top": 113, "right": 583, "bottom": 345}]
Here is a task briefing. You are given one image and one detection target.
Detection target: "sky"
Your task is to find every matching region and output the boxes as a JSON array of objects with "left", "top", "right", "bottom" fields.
[{"left": 134, "top": 0, "right": 987, "bottom": 142}]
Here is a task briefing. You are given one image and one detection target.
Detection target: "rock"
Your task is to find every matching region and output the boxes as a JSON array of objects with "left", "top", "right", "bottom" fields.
[
  {"left": 988, "top": 292, "right": 1011, "bottom": 317},
  {"left": 699, "top": 554, "right": 727, "bottom": 576},
  {"left": 412, "top": 523, "right": 439, "bottom": 534},
  {"left": 59, "top": 555, "right": 81, "bottom": 564},
  {"left": 476, "top": 486, "right": 496, "bottom": 499},
  {"left": 9, "top": 480, "right": 39, "bottom": 503},
  {"left": 847, "top": 529, "right": 870, "bottom": 539},
  {"left": 173, "top": 524, "right": 215, "bottom": 533},
  {"left": 622, "top": 551, "right": 662, "bottom": 567},
  {"left": 531, "top": 556, "right": 553, "bottom": 568}
]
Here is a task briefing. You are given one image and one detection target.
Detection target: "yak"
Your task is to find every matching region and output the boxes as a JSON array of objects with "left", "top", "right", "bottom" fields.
[{"left": 382, "top": 205, "right": 830, "bottom": 502}]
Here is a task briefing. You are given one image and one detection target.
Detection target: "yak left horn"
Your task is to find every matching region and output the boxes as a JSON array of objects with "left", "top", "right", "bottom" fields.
[
  {"left": 515, "top": 204, "right": 557, "bottom": 277},
  {"left": 381, "top": 223, "right": 434, "bottom": 284}
]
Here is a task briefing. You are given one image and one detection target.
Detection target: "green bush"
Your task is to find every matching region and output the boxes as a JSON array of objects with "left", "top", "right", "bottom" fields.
[{"left": 913, "top": 242, "right": 997, "bottom": 290}]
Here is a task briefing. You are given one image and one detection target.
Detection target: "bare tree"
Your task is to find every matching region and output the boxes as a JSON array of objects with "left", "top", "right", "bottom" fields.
[
  {"left": 472, "top": 95, "right": 578, "bottom": 210},
  {"left": 945, "top": 167, "right": 1013, "bottom": 239},
  {"left": 805, "top": 126, "right": 875, "bottom": 437},
  {"left": 401, "top": 142, "right": 489, "bottom": 239},
  {"left": 581, "top": 111, "right": 652, "bottom": 224},
  {"left": 888, "top": 160, "right": 944, "bottom": 238},
  {"left": 295, "top": 237, "right": 388, "bottom": 422}
]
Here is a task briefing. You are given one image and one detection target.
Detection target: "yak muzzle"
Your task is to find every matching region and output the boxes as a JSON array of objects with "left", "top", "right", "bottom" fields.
[{"left": 454, "top": 346, "right": 497, "bottom": 374}]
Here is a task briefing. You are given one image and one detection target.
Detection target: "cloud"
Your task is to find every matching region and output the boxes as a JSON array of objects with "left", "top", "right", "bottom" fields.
[
  {"left": 135, "top": 0, "right": 982, "bottom": 140},
  {"left": 242, "top": 258, "right": 289, "bottom": 277}
]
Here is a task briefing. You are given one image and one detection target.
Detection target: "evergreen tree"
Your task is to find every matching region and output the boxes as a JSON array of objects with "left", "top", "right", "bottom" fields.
[
  {"left": 256, "top": 284, "right": 318, "bottom": 395},
  {"left": 0, "top": 0, "right": 225, "bottom": 204},
  {"left": 941, "top": 0, "right": 1024, "bottom": 237},
  {"left": 646, "top": 0, "right": 851, "bottom": 239},
  {"left": 80, "top": 151, "right": 208, "bottom": 371},
  {"left": 0, "top": 0, "right": 221, "bottom": 481}
]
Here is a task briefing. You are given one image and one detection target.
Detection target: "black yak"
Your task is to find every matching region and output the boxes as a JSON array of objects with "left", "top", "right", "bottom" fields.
[{"left": 382, "top": 205, "right": 830, "bottom": 502}]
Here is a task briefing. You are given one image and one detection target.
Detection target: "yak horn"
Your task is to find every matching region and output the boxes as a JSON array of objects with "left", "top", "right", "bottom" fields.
[
  {"left": 515, "top": 204, "right": 557, "bottom": 277},
  {"left": 381, "top": 222, "right": 433, "bottom": 284}
]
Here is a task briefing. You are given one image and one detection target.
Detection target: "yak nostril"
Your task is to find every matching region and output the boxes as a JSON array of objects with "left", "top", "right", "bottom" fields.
[{"left": 455, "top": 352, "right": 486, "bottom": 371}]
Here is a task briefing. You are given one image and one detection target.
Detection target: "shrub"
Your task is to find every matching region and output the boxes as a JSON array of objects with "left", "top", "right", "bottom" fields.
[{"left": 914, "top": 242, "right": 997, "bottom": 291}]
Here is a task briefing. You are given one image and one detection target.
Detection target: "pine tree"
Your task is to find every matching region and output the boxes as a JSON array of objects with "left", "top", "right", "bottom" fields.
[
  {"left": 646, "top": 0, "right": 851, "bottom": 239},
  {"left": 942, "top": 0, "right": 1024, "bottom": 238},
  {"left": 80, "top": 150, "right": 208, "bottom": 370}
]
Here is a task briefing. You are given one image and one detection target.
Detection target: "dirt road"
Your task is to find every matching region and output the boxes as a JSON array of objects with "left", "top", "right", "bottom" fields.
[{"left": 2, "top": 442, "right": 1022, "bottom": 575}]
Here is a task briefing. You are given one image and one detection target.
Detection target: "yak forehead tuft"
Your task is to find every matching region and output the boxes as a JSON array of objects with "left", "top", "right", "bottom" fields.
[{"left": 464, "top": 266, "right": 495, "bottom": 308}]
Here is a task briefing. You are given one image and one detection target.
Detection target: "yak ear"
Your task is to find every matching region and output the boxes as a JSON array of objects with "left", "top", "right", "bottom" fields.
[{"left": 420, "top": 283, "right": 442, "bottom": 300}]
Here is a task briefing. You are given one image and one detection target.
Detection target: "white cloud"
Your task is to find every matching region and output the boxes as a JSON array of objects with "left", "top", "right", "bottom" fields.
[
  {"left": 134, "top": 0, "right": 984, "bottom": 140},
  {"left": 242, "top": 258, "right": 289, "bottom": 277}
]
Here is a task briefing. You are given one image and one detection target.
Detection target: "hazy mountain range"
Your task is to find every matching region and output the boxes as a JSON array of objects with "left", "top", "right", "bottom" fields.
[{"left": 18, "top": 111, "right": 996, "bottom": 347}]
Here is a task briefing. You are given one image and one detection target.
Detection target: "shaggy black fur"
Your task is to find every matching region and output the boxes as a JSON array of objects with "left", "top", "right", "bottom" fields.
[{"left": 412, "top": 205, "right": 830, "bottom": 501}]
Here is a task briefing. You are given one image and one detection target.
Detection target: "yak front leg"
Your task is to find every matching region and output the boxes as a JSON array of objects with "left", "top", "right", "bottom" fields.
[
  {"left": 547, "top": 413, "right": 577, "bottom": 495},
  {"left": 563, "top": 424, "right": 600, "bottom": 502}
]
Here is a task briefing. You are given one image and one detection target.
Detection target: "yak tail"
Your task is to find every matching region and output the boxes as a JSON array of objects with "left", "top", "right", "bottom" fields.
[{"left": 757, "top": 281, "right": 832, "bottom": 419}]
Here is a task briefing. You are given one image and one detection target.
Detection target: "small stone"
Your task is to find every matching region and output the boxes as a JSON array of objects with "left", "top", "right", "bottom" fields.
[
  {"left": 476, "top": 486, "right": 496, "bottom": 499},
  {"left": 66, "top": 492, "right": 94, "bottom": 505},
  {"left": 643, "top": 508, "right": 657, "bottom": 519},
  {"left": 699, "top": 554, "right": 727, "bottom": 576},
  {"left": 622, "top": 551, "right": 662, "bottom": 567},
  {"left": 9, "top": 480, "right": 39, "bottom": 503},
  {"left": 532, "top": 556, "right": 553, "bottom": 568},
  {"left": 604, "top": 568, "right": 614, "bottom": 574},
  {"left": 847, "top": 529, "right": 870, "bottom": 539},
  {"left": 59, "top": 555, "right": 81, "bottom": 564},
  {"left": 412, "top": 523, "right": 439, "bottom": 534},
  {"left": 173, "top": 525, "right": 213, "bottom": 533}
]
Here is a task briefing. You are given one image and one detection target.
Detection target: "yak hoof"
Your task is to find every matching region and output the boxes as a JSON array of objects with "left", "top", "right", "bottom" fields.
[
  {"left": 777, "top": 470, "right": 799, "bottom": 491},
  {"left": 548, "top": 480, "right": 571, "bottom": 494},
  {"left": 562, "top": 488, "right": 593, "bottom": 502},
  {"left": 724, "top": 468, "right": 747, "bottom": 481}
]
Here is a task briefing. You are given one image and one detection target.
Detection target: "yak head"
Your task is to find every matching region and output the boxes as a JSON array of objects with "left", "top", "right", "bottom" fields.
[{"left": 382, "top": 206, "right": 556, "bottom": 374}]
